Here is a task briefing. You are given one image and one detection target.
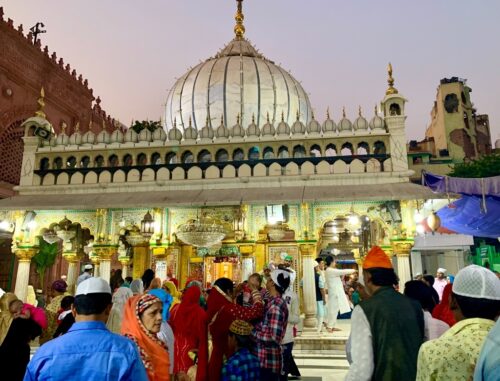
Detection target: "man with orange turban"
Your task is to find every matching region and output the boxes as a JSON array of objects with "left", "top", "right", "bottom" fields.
[{"left": 345, "top": 246, "right": 424, "bottom": 381}]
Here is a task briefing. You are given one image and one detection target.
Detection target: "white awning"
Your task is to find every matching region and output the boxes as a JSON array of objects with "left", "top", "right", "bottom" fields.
[{"left": 0, "top": 182, "right": 439, "bottom": 210}]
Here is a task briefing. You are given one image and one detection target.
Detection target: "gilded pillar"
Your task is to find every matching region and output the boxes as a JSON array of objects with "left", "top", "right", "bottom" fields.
[
  {"left": 63, "top": 251, "right": 81, "bottom": 294},
  {"left": 301, "top": 203, "right": 310, "bottom": 240},
  {"left": 299, "top": 244, "right": 317, "bottom": 331},
  {"left": 132, "top": 244, "right": 150, "bottom": 280},
  {"left": 119, "top": 256, "right": 131, "bottom": 279},
  {"left": 179, "top": 245, "right": 192, "bottom": 290},
  {"left": 89, "top": 252, "right": 100, "bottom": 278},
  {"left": 14, "top": 247, "right": 37, "bottom": 302},
  {"left": 391, "top": 239, "right": 413, "bottom": 291}
]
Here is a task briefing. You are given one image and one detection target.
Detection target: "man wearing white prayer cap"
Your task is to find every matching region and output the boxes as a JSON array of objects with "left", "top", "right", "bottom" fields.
[
  {"left": 25, "top": 277, "right": 148, "bottom": 381},
  {"left": 76, "top": 263, "right": 94, "bottom": 286},
  {"left": 433, "top": 267, "right": 448, "bottom": 301},
  {"left": 416, "top": 265, "right": 500, "bottom": 381}
]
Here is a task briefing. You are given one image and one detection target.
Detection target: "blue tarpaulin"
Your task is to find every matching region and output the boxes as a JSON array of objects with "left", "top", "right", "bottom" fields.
[{"left": 422, "top": 172, "right": 500, "bottom": 238}]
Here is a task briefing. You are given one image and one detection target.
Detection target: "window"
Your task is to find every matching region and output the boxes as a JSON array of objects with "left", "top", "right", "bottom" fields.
[
  {"left": 66, "top": 156, "right": 77, "bottom": 168},
  {"left": 248, "top": 147, "right": 260, "bottom": 160},
  {"left": 39, "top": 158, "right": 50, "bottom": 170},
  {"left": 340, "top": 143, "right": 353, "bottom": 156},
  {"left": 357, "top": 142, "right": 369, "bottom": 155},
  {"left": 215, "top": 149, "right": 229, "bottom": 162},
  {"left": 293, "top": 145, "right": 306, "bottom": 158},
  {"left": 278, "top": 146, "right": 289, "bottom": 159},
  {"left": 389, "top": 103, "right": 401, "bottom": 116},
  {"left": 137, "top": 153, "right": 147, "bottom": 166},
  {"left": 232, "top": 148, "right": 244, "bottom": 161},
  {"left": 151, "top": 152, "right": 162, "bottom": 165},
  {"left": 444, "top": 94, "right": 459, "bottom": 113},
  {"left": 53, "top": 157, "right": 63, "bottom": 170},
  {"left": 197, "top": 150, "right": 212, "bottom": 163},
  {"left": 325, "top": 144, "right": 337, "bottom": 157},
  {"left": 108, "top": 155, "right": 119, "bottom": 167},
  {"left": 310, "top": 144, "right": 321, "bottom": 157},
  {"left": 94, "top": 155, "right": 104, "bottom": 168},
  {"left": 263, "top": 147, "right": 275, "bottom": 159},
  {"left": 123, "top": 154, "right": 133, "bottom": 166},
  {"left": 374, "top": 141, "right": 386, "bottom": 155},
  {"left": 181, "top": 151, "right": 194, "bottom": 164},
  {"left": 166, "top": 152, "right": 177, "bottom": 164}
]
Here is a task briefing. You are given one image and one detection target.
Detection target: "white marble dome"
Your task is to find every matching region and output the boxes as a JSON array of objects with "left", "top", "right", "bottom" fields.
[{"left": 165, "top": 37, "right": 312, "bottom": 133}]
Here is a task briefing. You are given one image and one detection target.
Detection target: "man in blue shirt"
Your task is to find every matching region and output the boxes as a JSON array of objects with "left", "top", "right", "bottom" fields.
[{"left": 24, "top": 277, "right": 148, "bottom": 381}]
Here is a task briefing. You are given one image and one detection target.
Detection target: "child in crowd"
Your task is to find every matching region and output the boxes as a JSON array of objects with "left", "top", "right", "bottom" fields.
[
  {"left": 9, "top": 299, "right": 48, "bottom": 330},
  {"left": 53, "top": 296, "right": 75, "bottom": 338}
]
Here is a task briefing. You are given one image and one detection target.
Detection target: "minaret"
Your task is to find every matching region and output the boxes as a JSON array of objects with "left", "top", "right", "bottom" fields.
[{"left": 381, "top": 63, "right": 410, "bottom": 174}]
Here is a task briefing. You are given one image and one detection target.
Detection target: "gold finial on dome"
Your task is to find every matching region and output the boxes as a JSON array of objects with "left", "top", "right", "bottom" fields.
[
  {"left": 234, "top": 0, "right": 245, "bottom": 40},
  {"left": 374, "top": 104, "right": 378, "bottom": 115},
  {"left": 358, "top": 106, "right": 362, "bottom": 117},
  {"left": 342, "top": 106, "right": 346, "bottom": 118},
  {"left": 326, "top": 107, "right": 330, "bottom": 120},
  {"left": 281, "top": 111, "right": 284, "bottom": 122},
  {"left": 386, "top": 62, "right": 398, "bottom": 95},
  {"left": 35, "top": 87, "right": 46, "bottom": 119}
]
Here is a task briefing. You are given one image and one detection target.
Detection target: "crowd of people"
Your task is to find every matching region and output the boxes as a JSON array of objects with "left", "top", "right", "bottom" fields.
[
  {"left": 0, "top": 246, "right": 498, "bottom": 381},
  {"left": 0, "top": 260, "right": 301, "bottom": 381}
]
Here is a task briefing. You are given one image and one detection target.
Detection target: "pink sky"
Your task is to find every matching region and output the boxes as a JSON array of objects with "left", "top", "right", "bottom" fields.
[{"left": 3, "top": 0, "right": 500, "bottom": 142}]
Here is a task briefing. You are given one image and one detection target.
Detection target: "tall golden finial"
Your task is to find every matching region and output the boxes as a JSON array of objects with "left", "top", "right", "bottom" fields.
[
  {"left": 35, "top": 87, "right": 46, "bottom": 119},
  {"left": 386, "top": 62, "right": 398, "bottom": 95},
  {"left": 234, "top": 0, "right": 245, "bottom": 39}
]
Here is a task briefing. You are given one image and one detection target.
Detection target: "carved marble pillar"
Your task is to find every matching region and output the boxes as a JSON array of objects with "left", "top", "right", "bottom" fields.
[
  {"left": 95, "top": 247, "right": 114, "bottom": 284},
  {"left": 392, "top": 239, "right": 414, "bottom": 291},
  {"left": 119, "top": 256, "right": 131, "bottom": 279},
  {"left": 14, "top": 247, "right": 37, "bottom": 302},
  {"left": 63, "top": 251, "right": 81, "bottom": 295},
  {"left": 89, "top": 253, "right": 100, "bottom": 278},
  {"left": 299, "top": 244, "right": 317, "bottom": 332}
]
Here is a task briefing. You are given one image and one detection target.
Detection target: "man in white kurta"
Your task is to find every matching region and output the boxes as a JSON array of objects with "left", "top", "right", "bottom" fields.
[
  {"left": 433, "top": 267, "right": 448, "bottom": 301},
  {"left": 324, "top": 255, "right": 355, "bottom": 331}
]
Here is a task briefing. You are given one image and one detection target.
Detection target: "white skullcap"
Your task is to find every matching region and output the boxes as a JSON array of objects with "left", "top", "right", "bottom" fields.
[
  {"left": 452, "top": 265, "right": 500, "bottom": 300},
  {"left": 437, "top": 268, "right": 447, "bottom": 274},
  {"left": 270, "top": 268, "right": 291, "bottom": 292},
  {"left": 84, "top": 264, "right": 93, "bottom": 270},
  {"left": 76, "top": 277, "right": 111, "bottom": 296}
]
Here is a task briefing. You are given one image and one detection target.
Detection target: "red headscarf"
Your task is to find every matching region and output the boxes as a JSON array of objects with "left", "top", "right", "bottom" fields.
[
  {"left": 432, "top": 283, "right": 456, "bottom": 327},
  {"left": 121, "top": 294, "right": 170, "bottom": 381},
  {"left": 169, "top": 286, "right": 208, "bottom": 381}
]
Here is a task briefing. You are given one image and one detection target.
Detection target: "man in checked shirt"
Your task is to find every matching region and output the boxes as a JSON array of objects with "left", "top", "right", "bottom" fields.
[{"left": 252, "top": 267, "right": 291, "bottom": 381}]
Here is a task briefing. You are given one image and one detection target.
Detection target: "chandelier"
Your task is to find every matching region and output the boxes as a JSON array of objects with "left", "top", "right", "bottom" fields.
[
  {"left": 140, "top": 211, "right": 155, "bottom": 238},
  {"left": 176, "top": 215, "right": 226, "bottom": 248},
  {"left": 125, "top": 225, "right": 148, "bottom": 246},
  {"left": 42, "top": 228, "right": 61, "bottom": 244}
]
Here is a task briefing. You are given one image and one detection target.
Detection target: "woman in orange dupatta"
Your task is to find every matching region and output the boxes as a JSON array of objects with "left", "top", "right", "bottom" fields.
[{"left": 122, "top": 294, "right": 170, "bottom": 381}]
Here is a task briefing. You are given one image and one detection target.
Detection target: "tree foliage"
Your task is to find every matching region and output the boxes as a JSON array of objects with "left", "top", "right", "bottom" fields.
[
  {"left": 32, "top": 236, "right": 60, "bottom": 288},
  {"left": 449, "top": 154, "right": 500, "bottom": 178},
  {"left": 131, "top": 120, "right": 162, "bottom": 134}
]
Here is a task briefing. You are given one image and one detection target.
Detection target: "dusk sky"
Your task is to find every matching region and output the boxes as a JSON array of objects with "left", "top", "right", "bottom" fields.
[{"left": 4, "top": 0, "right": 500, "bottom": 141}]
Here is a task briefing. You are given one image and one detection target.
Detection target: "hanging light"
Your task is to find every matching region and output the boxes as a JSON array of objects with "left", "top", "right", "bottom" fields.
[
  {"left": 140, "top": 211, "right": 155, "bottom": 238},
  {"left": 42, "top": 228, "right": 61, "bottom": 244},
  {"left": 348, "top": 204, "right": 360, "bottom": 226},
  {"left": 177, "top": 213, "right": 226, "bottom": 247},
  {"left": 427, "top": 212, "right": 441, "bottom": 233}
]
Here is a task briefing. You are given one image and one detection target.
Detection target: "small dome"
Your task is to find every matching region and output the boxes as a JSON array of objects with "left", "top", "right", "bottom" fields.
[
  {"left": 246, "top": 115, "right": 260, "bottom": 137},
  {"left": 261, "top": 114, "right": 275, "bottom": 136},
  {"left": 276, "top": 113, "right": 290, "bottom": 136},
  {"left": 183, "top": 117, "right": 198, "bottom": 140},
  {"left": 199, "top": 119, "right": 214, "bottom": 140},
  {"left": 110, "top": 129, "right": 124, "bottom": 143},
  {"left": 124, "top": 128, "right": 138, "bottom": 143},
  {"left": 152, "top": 127, "right": 167, "bottom": 142},
  {"left": 82, "top": 130, "right": 95, "bottom": 144},
  {"left": 96, "top": 130, "right": 111, "bottom": 144},
  {"left": 353, "top": 108, "right": 368, "bottom": 131},
  {"left": 69, "top": 131, "right": 82, "bottom": 145},
  {"left": 56, "top": 131, "right": 69, "bottom": 146},
  {"left": 322, "top": 109, "right": 337, "bottom": 133},
  {"left": 231, "top": 116, "right": 245, "bottom": 138},
  {"left": 138, "top": 128, "right": 152, "bottom": 142},
  {"left": 168, "top": 120, "right": 183, "bottom": 141},
  {"left": 307, "top": 114, "right": 321, "bottom": 134},
  {"left": 369, "top": 105, "right": 385, "bottom": 130},
  {"left": 216, "top": 117, "right": 229, "bottom": 138},
  {"left": 338, "top": 108, "right": 352, "bottom": 132}
]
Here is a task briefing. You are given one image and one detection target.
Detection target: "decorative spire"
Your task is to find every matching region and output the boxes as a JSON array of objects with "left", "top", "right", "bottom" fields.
[
  {"left": 74, "top": 121, "right": 80, "bottom": 133},
  {"left": 173, "top": 117, "right": 177, "bottom": 129},
  {"left": 236, "top": 113, "right": 240, "bottom": 124},
  {"left": 266, "top": 111, "right": 270, "bottom": 123},
  {"left": 205, "top": 115, "right": 210, "bottom": 126},
  {"left": 220, "top": 114, "right": 224, "bottom": 125},
  {"left": 251, "top": 113, "right": 255, "bottom": 124},
  {"left": 386, "top": 62, "right": 398, "bottom": 95},
  {"left": 342, "top": 106, "right": 346, "bottom": 118},
  {"left": 311, "top": 110, "right": 315, "bottom": 120},
  {"left": 281, "top": 111, "right": 284, "bottom": 122},
  {"left": 358, "top": 106, "right": 362, "bottom": 117},
  {"left": 326, "top": 107, "right": 330, "bottom": 120},
  {"left": 296, "top": 110, "right": 300, "bottom": 121},
  {"left": 188, "top": 115, "right": 192, "bottom": 128},
  {"left": 35, "top": 87, "right": 46, "bottom": 119},
  {"left": 374, "top": 104, "right": 378, "bottom": 115},
  {"left": 234, "top": 0, "right": 245, "bottom": 40}
]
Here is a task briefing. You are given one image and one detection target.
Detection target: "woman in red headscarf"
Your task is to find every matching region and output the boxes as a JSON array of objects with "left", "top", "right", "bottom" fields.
[
  {"left": 121, "top": 294, "right": 170, "bottom": 381},
  {"left": 206, "top": 277, "right": 264, "bottom": 381},
  {"left": 169, "top": 285, "right": 208, "bottom": 381},
  {"left": 431, "top": 283, "right": 456, "bottom": 327}
]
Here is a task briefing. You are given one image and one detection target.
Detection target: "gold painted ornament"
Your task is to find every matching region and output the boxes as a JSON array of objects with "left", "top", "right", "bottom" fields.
[{"left": 427, "top": 212, "right": 441, "bottom": 232}]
